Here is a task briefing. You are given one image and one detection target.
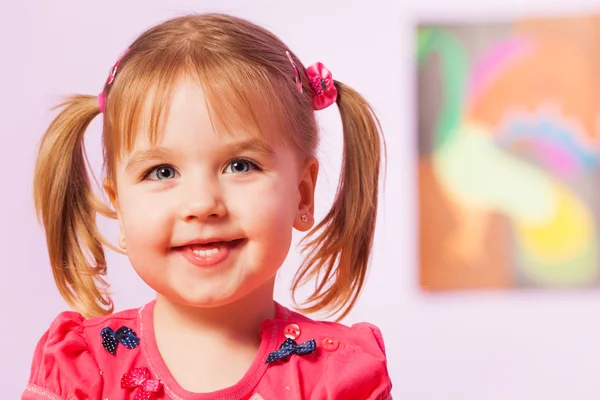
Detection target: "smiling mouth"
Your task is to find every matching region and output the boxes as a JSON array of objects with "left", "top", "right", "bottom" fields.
[
  {"left": 175, "top": 239, "right": 246, "bottom": 268},
  {"left": 188, "top": 239, "right": 244, "bottom": 255}
]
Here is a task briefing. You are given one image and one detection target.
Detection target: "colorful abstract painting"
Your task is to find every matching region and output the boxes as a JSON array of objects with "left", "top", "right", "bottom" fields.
[{"left": 417, "top": 15, "right": 600, "bottom": 291}]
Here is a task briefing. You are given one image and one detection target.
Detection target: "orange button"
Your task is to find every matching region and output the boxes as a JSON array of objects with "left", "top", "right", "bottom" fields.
[
  {"left": 283, "top": 324, "right": 301, "bottom": 340},
  {"left": 322, "top": 337, "right": 339, "bottom": 351}
]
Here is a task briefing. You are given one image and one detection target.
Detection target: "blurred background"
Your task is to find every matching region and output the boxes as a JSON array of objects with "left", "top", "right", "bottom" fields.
[{"left": 4, "top": 0, "right": 600, "bottom": 399}]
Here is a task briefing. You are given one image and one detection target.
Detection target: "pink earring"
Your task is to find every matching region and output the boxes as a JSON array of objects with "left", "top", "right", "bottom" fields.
[{"left": 301, "top": 214, "right": 308, "bottom": 223}]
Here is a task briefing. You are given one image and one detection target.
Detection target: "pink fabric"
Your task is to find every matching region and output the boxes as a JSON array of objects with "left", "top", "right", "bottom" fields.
[
  {"left": 23, "top": 301, "right": 392, "bottom": 399},
  {"left": 97, "top": 92, "right": 107, "bottom": 114},
  {"left": 305, "top": 62, "right": 338, "bottom": 110}
]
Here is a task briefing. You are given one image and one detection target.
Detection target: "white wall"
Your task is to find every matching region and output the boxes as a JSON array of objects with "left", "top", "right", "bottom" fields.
[{"left": 2, "top": 0, "right": 600, "bottom": 398}]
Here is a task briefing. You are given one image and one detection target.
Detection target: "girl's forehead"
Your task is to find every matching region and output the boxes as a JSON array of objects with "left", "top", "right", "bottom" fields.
[
  {"left": 126, "top": 123, "right": 275, "bottom": 153},
  {"left": 118, "top": 100, "right": 283, "bottom": 162},
  {"left": 146, "top": 89, "right": 281, "bottom": 139}
]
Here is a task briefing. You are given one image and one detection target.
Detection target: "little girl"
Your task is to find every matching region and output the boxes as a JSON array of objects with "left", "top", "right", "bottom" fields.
[{"left": 24, "top": 13, "right": 391, "bottom": 400}]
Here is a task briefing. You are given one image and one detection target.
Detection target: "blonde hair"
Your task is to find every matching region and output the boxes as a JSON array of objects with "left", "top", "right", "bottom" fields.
[{"left": 34, "top": 13, "right": 383, "bottom": 320}]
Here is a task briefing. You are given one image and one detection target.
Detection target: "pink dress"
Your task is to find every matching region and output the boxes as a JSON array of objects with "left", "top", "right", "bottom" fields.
[{"left": 23, "top": 301, "right": 392, "bottom": 399}]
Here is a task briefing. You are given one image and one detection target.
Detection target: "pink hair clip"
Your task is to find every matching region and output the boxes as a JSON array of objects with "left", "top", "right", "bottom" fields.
[
  {"left": 306, "top": 62, "right": 337, "bottom": 110},
  {"left": 285, "top": 51, "right": 303, "bottom": 94},
  {"left": 98, "top": 48, "right": 130, "bottom": 113},
  {"left": 285, "top": 51, "right": 337, "bottom": 110}
]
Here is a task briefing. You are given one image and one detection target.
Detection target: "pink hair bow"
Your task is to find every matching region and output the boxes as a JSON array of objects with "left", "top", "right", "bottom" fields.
[{"left": 306, "top": 62, "right": 337, "bottom": 110}]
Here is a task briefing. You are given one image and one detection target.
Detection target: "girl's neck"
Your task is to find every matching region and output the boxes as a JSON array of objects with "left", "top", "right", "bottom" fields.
[
  {"left": 153, "top": 278, "right": 277, "bottom": 342},
  {"left": 151, "top": 279, "right": 278, "bottom": 393}
]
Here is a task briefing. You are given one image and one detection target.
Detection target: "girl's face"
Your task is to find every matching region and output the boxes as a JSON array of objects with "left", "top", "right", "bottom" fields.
[{"left": 111, "top": 76, "right": 317, "bottom": 308}]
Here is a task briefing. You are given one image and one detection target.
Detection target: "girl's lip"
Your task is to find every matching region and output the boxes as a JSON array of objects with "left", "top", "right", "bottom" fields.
[
  {"left": 177, "top": 239, "right": 245, "bottom": 268},
  {"left": 175, "top": 237, "right": 244, "bottom": 247}
]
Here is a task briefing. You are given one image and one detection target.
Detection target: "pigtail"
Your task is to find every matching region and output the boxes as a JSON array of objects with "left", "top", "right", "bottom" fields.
[
  {"left": 293, "top": 81, "right": 383, "bottom": 321},
  {"left": 33, "top": 95, "right": 114, "bottom": 318}
]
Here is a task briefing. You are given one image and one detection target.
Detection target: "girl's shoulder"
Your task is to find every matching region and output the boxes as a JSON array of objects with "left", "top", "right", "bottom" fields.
[
  {"left": 22, "top": 305, "right": 144, "bottom": 399},
  {"left": 259, "top": 305, "right": 392, "bottom": 399},
  {"left": 283, "top": 306, "right": 390, "bottom": 360}
]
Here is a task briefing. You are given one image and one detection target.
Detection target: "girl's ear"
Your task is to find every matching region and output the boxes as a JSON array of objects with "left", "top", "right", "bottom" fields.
[
  {"left": 294, "top": 158, "right": 319, "bottom": 232},
  {"left": 104, "top": 179, "right": 125, "bottom": 249}
]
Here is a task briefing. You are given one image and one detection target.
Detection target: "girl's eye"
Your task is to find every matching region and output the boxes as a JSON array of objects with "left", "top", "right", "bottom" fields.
[
  {"left": 145, "top": 165, "right": 179, "bottom": 181},
  {"left": 224, "top": 159, "right": 259, "bottom": 174}
]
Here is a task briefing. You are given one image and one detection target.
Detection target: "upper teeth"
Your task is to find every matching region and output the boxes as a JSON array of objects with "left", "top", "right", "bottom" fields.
[{"left": 193, "top": 248, "right": 219, "bottom": 257}]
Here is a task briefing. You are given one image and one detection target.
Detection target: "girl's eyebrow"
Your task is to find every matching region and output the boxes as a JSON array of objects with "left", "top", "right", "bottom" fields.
[
  {"left": 125, "top": 147, "right": 174, "bottom": 172},
  {"left": 225, "top": 138, "right": 276, "bottom": 158}
]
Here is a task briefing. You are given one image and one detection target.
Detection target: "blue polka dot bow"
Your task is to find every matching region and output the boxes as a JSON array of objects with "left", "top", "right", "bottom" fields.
[
  {"left": 265, "top": 338, "right": 316, "bottom": 363},
  {"left": 101, "top": 326, "right": 140, "bottom": 355}
]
